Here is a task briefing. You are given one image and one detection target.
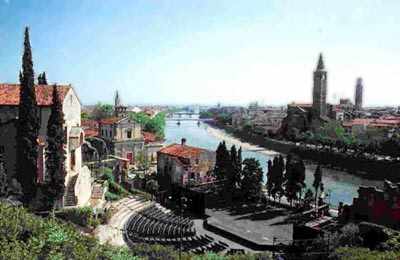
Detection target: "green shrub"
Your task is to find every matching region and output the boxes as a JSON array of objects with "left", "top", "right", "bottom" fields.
[
  {"left": 105, "top": 191, "right": 122, "bottom": 201},
  {"left": 101, "top": 168, "right": 115, "bottom": 182},
  {"left": 109, "top": 180, "right": 130, "bottom": 196},
  {"left": 0, "top": 203, "right": 139, "bottom": 259},
  {"left": 331, "top": 247, "right": 400, "bottom": 260},
  {"left": 57, "top": 207, "right": 99, "bottom": 228}
]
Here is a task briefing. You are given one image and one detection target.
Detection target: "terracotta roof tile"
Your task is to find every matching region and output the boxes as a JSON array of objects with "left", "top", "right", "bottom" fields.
[
  {"left": 159, "top": 143, "right": 205, "bottom": 159},
  {"left": 84, "top": 128, "right": 99, "bottom": 138},
  {"left": 0, "top": 84, "right": 70, "bottom": 106},
  {"left": 99, "top": 117, "right": 121, "bottom": 125}
]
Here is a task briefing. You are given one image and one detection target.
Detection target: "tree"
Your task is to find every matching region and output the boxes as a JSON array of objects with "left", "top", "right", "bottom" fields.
[
  {"left": 145, "top": 179, "right": 159, "bottom": 200},
  {"left": 266, "top": 159, "right": 273, "bottom": 197},
  {"left": 37, "top": 72, "right": 48, "bottom": 85},
  {"left": 313, "top": 165, "right": 323, "bottom": 212},
  {"left": 274, "top": 156, "right": 285, "bottom": 202},
  {"left": 214, "top": 141, "right": 229, "bottom": 182},
  {"left": 236, "top": 147, "right": 243, "bottom": 188},
  {"left": 0, "top": 162, "right": 8, "bottom": 197},
  {"left": 16, "top": 27, "right": 40, "bottom": 204},
  {"left": 92, "top": 102, "right": 114, "bottom": 120},
  {"left": 304, "top": 189, "right": 314, "bottom": 208},
  {"left": 214, "top": 141, "right": 236, "bottom": 202},
  {"left": 241, "top": 158, "right": 263, "bottom": 201},
  {"left": 284, "top": 155, "right": 305, "bottom": 206},
  {"left": 229, "top": 145, "right": 238, "bottom": 190},
  {"left": 45, "top": 85, "right": 67, "bottom": 208}
]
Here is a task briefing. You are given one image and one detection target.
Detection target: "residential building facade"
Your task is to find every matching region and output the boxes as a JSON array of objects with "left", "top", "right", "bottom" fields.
[{"left": 157, "top": 139, "right": 215, "bottom": 190}]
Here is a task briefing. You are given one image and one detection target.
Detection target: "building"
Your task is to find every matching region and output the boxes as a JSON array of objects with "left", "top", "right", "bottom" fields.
[
  {"left": 0, "top": 83, "right": 91, "bottom": 207},
  {"left": 114, "top": 90, "right": 128, "bottom": 118},
  {"left": 355, "top": 77, "right": 364, "bottom": 111},
  {"left": 281, "top": 54, "right": 330, "bottom": 137},
  {"left": 312, "top": 53, "right": 328, "bottom": 118},
  {"left": 349, "top": 180, "right": 400, "bottom": 229},
  {"left": 281, "top": 103, "right": 313, "bottom": 135},
  {"left": 342, "top": 116, "right": 400, "bottom": 137},
  {"left": 82, "top": 119, "right": 99, "bottom": 138},
  {"left": 99, "top": 117, "right": 144, "bottom": 164},
  {"left": 157, "top": 139, "right": 215, "bottom": 190},
  {"left": 143, "top": 131, "right": 163, "bottom": 164}
]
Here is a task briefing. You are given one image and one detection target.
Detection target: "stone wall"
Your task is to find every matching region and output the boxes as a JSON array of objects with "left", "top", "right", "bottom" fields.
[{"left": 74, "top": 166, "right": 92, "bottom": 207}]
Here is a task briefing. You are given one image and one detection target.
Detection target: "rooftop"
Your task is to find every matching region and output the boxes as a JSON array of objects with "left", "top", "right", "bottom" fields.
[
  {"left": 0, "top": 84, "right": 71, "bottom": 106},
  {"left": 159, "top": 143, "right": 206, "bottom": 159}
]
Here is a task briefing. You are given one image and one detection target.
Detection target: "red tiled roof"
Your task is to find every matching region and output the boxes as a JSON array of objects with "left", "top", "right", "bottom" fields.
[
  {"left": 99, "top": 117, "right": 121, "bottom": 125},
  {"left": 82, "top": 119, "right": 99, "bottom": 129},
  {"left": 343, "top": 118, "right": 400, "bottom": 128},
  {"left": 159, "top": 143, "right": 205, "bottom": 159},
  {"left": 142, "top": 131, "right": 157, "bottom": 144},
  {"left": 84, "top": 128, "right": 99, "bottom": 138},
  {"left": 0, "top": 84, "right": 70, "bottom": 106}
]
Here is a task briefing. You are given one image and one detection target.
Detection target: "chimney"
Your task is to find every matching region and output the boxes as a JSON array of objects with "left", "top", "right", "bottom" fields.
[{"left": 181, "top": 138, "right": 186, "bottom": 146}]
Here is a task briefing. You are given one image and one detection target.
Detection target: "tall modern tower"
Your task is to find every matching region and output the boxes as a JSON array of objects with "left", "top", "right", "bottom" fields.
[
  {"left": 312, "top": 53, "right": 328, "bottom": 118},
  {"left": 355, "top": 77, "right": 364, "bottom": 110}
]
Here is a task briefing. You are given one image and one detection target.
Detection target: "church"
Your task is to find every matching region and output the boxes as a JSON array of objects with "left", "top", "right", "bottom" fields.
[
  {"left": 281, "top": 54, "right": 330, "bottom": 136},
  {"left": 98, "top": 91, "right": 145, "bottom": 165}
]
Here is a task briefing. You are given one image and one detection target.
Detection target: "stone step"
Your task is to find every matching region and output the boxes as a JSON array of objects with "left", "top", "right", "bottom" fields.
[{"left": 110, "top": 201, "right": 152, "bottom": 229}]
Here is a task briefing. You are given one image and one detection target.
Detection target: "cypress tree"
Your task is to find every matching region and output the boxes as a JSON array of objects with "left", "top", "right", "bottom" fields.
[
  {"left": 236, "top": 147, "right": 243, "bottom": 188},
  {"left": 266, "top": 159, "right": 273, "bottom": 197},
  {"left": 45, "top": 85, "right": 66, "bottom": 208},
  {"left": 38, "top": 72, "right": 48, "bottom": 85},
  {"left": 0, "top": 162, "right": 8, "bottom": 197},
  {"left": 16, "top": 27, "right": 40, "bottom": 203},
  {"left": 229, "top": 145, "right": 237, "bottom": 189},
  {"left": 313, "top": 165, "right": 323, "bottom": 211}
]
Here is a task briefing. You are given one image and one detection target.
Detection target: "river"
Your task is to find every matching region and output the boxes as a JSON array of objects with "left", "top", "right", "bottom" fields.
[{"left": 164, "top": 119, "right": 382, "bottom": 207}]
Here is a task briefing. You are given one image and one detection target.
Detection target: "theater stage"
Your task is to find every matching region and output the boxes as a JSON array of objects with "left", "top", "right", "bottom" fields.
[{"left": 205, "top": 205, "right": 293, "bottom": 250}]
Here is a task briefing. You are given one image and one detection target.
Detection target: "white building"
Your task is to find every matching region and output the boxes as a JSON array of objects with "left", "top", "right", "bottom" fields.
[{"left": 0, "top": 84, "right": 91, "bottom": 207}]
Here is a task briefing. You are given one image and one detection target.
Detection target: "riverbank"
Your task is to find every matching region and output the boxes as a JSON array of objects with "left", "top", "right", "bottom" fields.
[
  {"left": 166, "top": 120, "right": 383, "bottom": 207},
  {"left": 205, "top": 121, "right": 399, "bottom": 182},
  {"left": 205, "top": 124, "right": 279, "bottom": 156}
]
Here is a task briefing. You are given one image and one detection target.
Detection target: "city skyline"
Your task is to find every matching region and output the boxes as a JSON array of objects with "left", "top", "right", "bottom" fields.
[{"left": 1, "top": 1, "right": 400, "bottom": 106}]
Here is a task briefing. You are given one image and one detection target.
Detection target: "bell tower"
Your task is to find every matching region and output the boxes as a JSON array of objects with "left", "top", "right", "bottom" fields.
[
  {"left": 114, "top": 90, "right": 127, "bottom": 118},
  {"left": 312, "top": 53, "right": 328, "bottom": 118}
]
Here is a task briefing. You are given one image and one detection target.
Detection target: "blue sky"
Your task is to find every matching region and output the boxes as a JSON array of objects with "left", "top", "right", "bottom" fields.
[{"left": 0, "top": 0, "right": 400, "bottom": 106}]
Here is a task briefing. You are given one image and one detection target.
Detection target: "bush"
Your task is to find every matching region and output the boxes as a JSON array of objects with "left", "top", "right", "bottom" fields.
[
  {"left": 57, "top": 207, "right": 100, "bottom": 229},
  {"left": 0, "top": 202, "right": 138, "bottom": 259},
  {"left": 0, "top": 202, "right": 276, "bottom": 259},
  {"left": 330, "top": 247, "right": 400, "bottom": 260},
  {"left": 105, "top": 191, "right": 122, "bottom": 201}
]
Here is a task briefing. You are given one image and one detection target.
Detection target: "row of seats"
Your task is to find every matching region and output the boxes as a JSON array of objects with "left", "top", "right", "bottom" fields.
[
  {"left": 123, "top": 206, "right": 229, "bottom": 254},
  {"left": 139, "top": 205, "right": 194, "bottom": 228},
  {"left": 126, "top": 213, "right": 195, "bottom": 238}
]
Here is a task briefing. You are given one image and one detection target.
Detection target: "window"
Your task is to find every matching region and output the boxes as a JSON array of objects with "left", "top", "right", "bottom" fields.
[
  {"left": 70, "top": 150, "right": 76, "bottom": 170},
  {"left": 127, "top": 130, "right": 132, "bottom": 139}
]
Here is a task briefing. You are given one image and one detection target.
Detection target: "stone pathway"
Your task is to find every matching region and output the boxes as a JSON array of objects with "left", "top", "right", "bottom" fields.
[{"left": 94, "top": 196, "right": 152, "bottom": 246}]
